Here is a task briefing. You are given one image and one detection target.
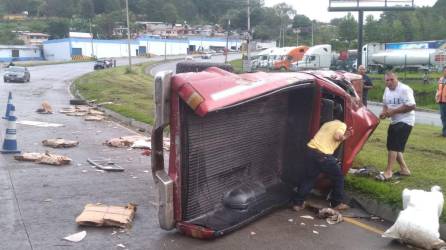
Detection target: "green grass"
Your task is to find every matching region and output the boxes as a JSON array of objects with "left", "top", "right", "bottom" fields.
[
  {"left": 349, "top": 119, "right": 446, "bottom": 220},
  {"left": 73, "top": 62, "right": 155, "bottom": 124},
  {"left": 230, "top": 59, "right": 243, "bottom": 73}
]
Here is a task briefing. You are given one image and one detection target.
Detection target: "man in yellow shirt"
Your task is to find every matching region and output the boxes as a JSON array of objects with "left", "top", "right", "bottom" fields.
[{"left": 293, "top": 119, "right": 353, "bottom": 211}]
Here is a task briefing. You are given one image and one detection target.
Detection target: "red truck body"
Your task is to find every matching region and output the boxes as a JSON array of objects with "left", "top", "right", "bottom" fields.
[{"left": 151, "top": 68, "right": 379, "bottom": 239}]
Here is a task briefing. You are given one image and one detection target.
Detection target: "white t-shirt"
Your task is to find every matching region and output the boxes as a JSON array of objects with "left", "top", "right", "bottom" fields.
[{"left": 382, "top": 82, "right": 416, "bottom": 126}]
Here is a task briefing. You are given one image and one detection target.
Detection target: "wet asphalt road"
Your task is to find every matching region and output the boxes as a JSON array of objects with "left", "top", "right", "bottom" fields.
[{"left": 0, "top": 56, "right": 411, "bottom": 250}]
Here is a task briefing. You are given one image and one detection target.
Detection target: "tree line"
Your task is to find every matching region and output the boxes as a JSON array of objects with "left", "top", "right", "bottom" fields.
[{"left": 0, "top": 0, "right": 445, "bottom": 50}]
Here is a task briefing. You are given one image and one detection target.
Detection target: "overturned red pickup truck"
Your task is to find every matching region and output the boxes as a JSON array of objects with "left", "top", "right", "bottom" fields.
[{"left": 151, "top": 63, "right": 379, "bottom": 239}]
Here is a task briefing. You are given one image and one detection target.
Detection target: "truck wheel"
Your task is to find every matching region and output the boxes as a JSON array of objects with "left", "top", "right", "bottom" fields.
[{"left": 176, "top": 62, "right": 233, "bottom": 74}]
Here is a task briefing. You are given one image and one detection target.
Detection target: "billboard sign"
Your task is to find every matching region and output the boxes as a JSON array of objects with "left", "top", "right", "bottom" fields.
[{"left": 328, "top": 0, "right": 415, "bottom": 11}]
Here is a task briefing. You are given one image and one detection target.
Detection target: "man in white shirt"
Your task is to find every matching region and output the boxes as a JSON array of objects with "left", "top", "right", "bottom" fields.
[{"left": 378, "top": 71, "right": 416, "bottom": 180}]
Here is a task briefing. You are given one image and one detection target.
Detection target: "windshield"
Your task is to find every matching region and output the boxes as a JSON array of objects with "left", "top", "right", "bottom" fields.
[{"left": 6, "top": 67, "right": 25, "bottom": 73}]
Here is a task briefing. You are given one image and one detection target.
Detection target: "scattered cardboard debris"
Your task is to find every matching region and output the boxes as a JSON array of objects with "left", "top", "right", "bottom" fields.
[
  {"left": 312, "top": 230, "right": 319, "bottom": 235},
  {"left": 318, "top": 208, "right": 343, "bottom": 225},
  {"left": 42, "top": 138, "right": 79, "bottom": 148},
  {"left": 60, "top": 105, "right": 104, "bottom": 118},
  {"left": 36, "top": 101, "right": 53, "bottom": 114},
  {"left": 300, "top": 215, "right": 314, "bottom": 220},
  {"left": 105, "top": 135, "right": 148, "bottom": 148},
  {"left": 300, "top": 222, "right": 306, "bottom": 226},
  {"left": 250, "top": 231, "right": 256, "bottom": 236},
  {"left": 87, "top": 158, "right": 124, "bottom": 172},
  {"left": 63, "top": 231, "right": 86, "bottom": 242},
  {"left": 44, "top": 199, "right": 52, "bottom": 202},
  {"left": 76, "top": 203, "right": 137, "bottom": 228},
  {"left": 117, "top": 244, "right": 126, "bottom": 248},
  {"left": 85, "top": 115, "right": 104, "bottom": 121},
  {"left": 17, "top": 120, "right": 64, "bottom": 127},
  {"left": 14, "top": 152, "right": 72, "bottom": 166},
  {"left": 131, "top": 139, "right": 151, "bottom": 149},
  {"left": 288, "top": 219, "right": 293, "bottom": 222}
]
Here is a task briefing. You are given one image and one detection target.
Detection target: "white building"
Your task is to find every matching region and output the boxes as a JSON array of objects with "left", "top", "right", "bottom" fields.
[
  {"left": 16, "top": 32, "right": 50, "bottom": 46},
  {"left": 188, "top": 37, "right": 240, "bottom": 52},
  {"left": 43, "top": 38, "right": 139, "bottom": 61},
  {"left": 0, "top": 45, "right": 42, "bottom": 62},
  {"left": 43, "top": 36, "right": 242, "bottom": 61},
  {"left": 138, "top": 36, "right": 189, "bottom": 56}
]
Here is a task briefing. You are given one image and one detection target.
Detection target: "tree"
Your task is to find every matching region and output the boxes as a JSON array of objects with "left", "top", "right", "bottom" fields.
[
  {"left": 337, "top": 13, "right": 357, "bottom": 48},
  {"left": 80, "top": 0, "right": 95, "bottom": 19},
  {"left": 46, "top": 19, "right": 70, "bottom": 38},
  {"left": 0, "top": 30, "right": 25, "bottom": 45},
  {"left": 161, "top": 3, "right": 178, "bottom": 25},
  {"left": 43, "top": 0, "right": 76, "bottom": 17},
  {"left": 364, "top": 15, "right": 381, "bottom": 43},
  {"left": 3, "top": 0, "right": 29, "bottom": 14}
]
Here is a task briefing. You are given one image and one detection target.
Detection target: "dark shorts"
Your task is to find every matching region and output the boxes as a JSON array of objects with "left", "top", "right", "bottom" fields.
[{"left": 387, "top": 122, "right": 413, "bottom": 152}]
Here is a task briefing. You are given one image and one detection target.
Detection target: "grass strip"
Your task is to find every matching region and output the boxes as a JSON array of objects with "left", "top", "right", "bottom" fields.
[
  {"left": 73, "top": 62, "right": 155, "bottom": 124},
  {"left": 349, "top": 119, "right": 446, "bottom": 221}
]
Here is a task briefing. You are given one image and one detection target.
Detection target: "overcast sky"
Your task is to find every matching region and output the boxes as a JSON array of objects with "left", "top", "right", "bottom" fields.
[{"left": 263, "top": 0, "right": 438, "bottom": 22}]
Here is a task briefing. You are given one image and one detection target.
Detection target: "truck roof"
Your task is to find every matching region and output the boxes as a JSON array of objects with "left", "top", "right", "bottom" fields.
[
  {"left": 172, "top": 67, "right": 360, "bottom": 117},
  {"left": 172, "top": 67, "right": 316, "bottom": 116}
]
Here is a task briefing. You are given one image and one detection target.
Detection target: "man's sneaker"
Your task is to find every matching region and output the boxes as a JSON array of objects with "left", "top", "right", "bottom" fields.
[
  {"left": 292, "top": 202, "right": 306, "bottom": 212},
  {"left": 333, "top": 203, "right": 350, "bottom": 211}
]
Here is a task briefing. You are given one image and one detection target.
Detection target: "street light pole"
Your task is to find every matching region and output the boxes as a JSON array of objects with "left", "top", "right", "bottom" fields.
[
  {"left": 225, "top": 19, "right": 230, "bottom": 64},
  {"left": 125, "top": 0, "right": 132, "bottom": 71},
  {"left": 247, "top": 0, "right": 251, "bottom": 62},
  {"left": 89, "top": 19, "right": 94, "bottom": 58},
  {"left": 311, "top": 21, "right": 314, "bottom": 46}
]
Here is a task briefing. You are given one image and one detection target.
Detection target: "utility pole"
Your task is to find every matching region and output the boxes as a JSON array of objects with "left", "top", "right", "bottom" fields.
[
  {"left": 125, "top": 0, "right": 132, "bottom": 71},
  {"left": 311, "top": 20, "right": 314, "bottom": 46},
  {"left": 89, "top": 19, "right": 94, "bottom": 58},
  {"left": 357, "top": 10, "right": 364, "bottom": 69},
  {"left": 247, "top": 0, "right": 251, "bottom": 62},
  {"left": 225, "top": 19, "right": 230, "bottom": 64}
]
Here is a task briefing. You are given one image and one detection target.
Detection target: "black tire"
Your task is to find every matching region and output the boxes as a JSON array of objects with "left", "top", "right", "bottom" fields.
[
  {"left": 176, "top": 62, "right": 233, "bottom": 74},
  {"left": 4, "top": 78, "right": 7, "bottom": 83}
]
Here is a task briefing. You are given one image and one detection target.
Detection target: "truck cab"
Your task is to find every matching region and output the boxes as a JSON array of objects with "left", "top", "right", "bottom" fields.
[
  {"left": 297, "top": 44, "right": 333, "bottom": 70},
  {"left": 273, "top": 46, "right": 309, "bottom": 71},
  {"left": 151, "top": 65, "right": 379, "bottom": 239}
]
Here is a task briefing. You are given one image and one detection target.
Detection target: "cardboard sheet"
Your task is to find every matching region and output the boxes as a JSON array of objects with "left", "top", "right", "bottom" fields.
[{"left": 76, "top": 203, "right": 137, "bottom": 228}]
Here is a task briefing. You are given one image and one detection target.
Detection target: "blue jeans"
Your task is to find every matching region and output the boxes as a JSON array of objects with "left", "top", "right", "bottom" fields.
[
  {"left": 293, "top": 148, "right": 345, "bottom": 207},
  {"left": 441, "top": 103, "right": 446, "bottom": 136}
]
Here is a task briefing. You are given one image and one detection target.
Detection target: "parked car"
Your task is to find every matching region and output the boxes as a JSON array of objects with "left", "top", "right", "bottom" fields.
[
  {"left": 3, "top": 66, "right": 30, "bottom": 83},
  {"left": 94, "top": 59, "right": 112, "bottom": 70},
  {"left": 201, "top": 53, "right": 212, "bottom": 59},
  {"left": 151, "top": 63, "right": 380, "bottom": 239}
]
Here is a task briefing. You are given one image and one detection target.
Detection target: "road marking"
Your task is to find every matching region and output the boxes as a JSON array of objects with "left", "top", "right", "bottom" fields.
[{"left": 343, "top": 217, "right": 384, "bottom": 235}]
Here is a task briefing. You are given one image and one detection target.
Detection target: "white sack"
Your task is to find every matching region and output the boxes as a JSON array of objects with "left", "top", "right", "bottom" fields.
[{"left": 383, "top": 186, "right": 445, "bottom": 249}]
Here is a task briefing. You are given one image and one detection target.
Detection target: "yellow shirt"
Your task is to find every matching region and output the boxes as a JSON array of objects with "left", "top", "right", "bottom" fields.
[{"left": 307, "top": 120, "right": 347, "bottom": 155}]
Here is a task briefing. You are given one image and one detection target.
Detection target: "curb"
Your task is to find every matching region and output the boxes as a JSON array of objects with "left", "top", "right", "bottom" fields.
[
  {"left": 346, "top": 191, "right": 446, "bottom": 240},
  {"left": 68, "top": 62, "right": 158, "bottom": 133}
]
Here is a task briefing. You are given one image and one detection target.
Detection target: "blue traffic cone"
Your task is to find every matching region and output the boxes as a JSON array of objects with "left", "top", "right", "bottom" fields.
[
  {"left": 3, "top": 91, "right": 13, "bottom": 120},
  {"left": 1, "top": 103, "right": 20, "bottom": 154}
]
